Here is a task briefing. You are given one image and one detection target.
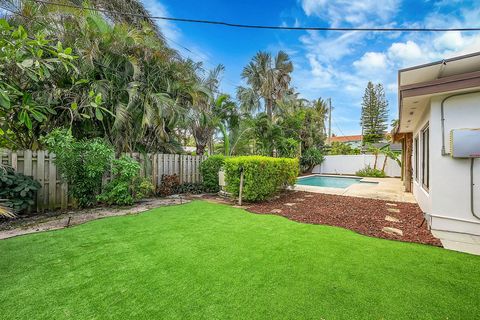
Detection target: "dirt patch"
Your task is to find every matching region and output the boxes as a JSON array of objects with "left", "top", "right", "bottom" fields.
[
  {"left": 0, "top": 197, "right": 191, "bottom": 240},
  {"left": 205, "top": 191, "right": 441, "bottom": 246}
]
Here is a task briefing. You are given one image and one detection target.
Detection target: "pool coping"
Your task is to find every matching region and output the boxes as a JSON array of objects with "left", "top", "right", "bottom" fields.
[{"left": 293, "top": 174, "right": 416, "bottom": 203}]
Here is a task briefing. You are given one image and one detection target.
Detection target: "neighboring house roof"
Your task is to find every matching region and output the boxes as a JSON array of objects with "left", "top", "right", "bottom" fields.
[{"left": 328, "top": 135, "right": 363, "bottom": 143}]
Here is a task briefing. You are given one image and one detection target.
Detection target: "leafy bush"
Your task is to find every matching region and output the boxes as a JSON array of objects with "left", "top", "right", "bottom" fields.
[
  {"left": 157, "top": 174, "right": 180, "bottom": 196},
  {"left": 174, "top": 183, "right": 207, "bottom": 195},
  {"left": 356, "top": 165, "right": 386, "bottom": 178},
  {"left": 200, "top": 155, "right": 225, "bottom": 192},
  {"left": 0, "top": 166, "right": 41, "bottom": 214},
  {"left": 224, "top": 156, "right": 299, "bottom": 202},
  {"left": 300, "top": 148, "right": 325, "bottom": 173},
  {"left": 43, "top": 129, "right": 114, "bottom": 207},
  {"left": 277, "top": 137, "right": 300, "bottom": 158},
  {"left": 328, "top": 142, "right": 361, "bottom": 155},
  {"left": 137, "top": 178, "right": 155, "bottom": 199},
  {"left": 97, "top": 156, "right": 141, "bottom": 206}
]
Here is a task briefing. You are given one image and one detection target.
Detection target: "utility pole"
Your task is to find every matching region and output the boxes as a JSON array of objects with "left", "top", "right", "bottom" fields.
[{"left": 328, "top": 98, "right": 332, "bottom": 143}]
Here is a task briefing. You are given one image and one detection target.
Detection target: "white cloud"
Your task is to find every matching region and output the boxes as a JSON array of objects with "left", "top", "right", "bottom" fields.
[
  {"left": 387, "top": 40, "right": 425, "bottom": 67},
  {"left": 300, "top": 30, "right": 365, "bottom": 62},
  {"left": 141, "top": 0, "right": 181, "bottom": 41},
  {"left": 353, "top": 52, "right": 388, "bottom": 71},
  {"left": 300, "top": 0, "right": 400, "bottom": 26}
]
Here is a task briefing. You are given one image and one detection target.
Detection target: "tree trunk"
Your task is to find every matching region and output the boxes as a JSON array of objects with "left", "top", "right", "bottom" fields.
[
  {"left": 373, "top": 154, "right": 378, "bottom": 169},
  {"left": 266, "top": 98, "right": 273, "bottom": 120},
  {"left": 196, "top": 143, "right": 205, "bottom": 156},
  {"left": 382, "top": 155, "right": 387, "bottom": 173}
]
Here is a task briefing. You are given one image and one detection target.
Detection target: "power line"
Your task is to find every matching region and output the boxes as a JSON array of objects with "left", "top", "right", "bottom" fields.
[{"left": 33, "top": 0, "right": 480, "bottom": 32}]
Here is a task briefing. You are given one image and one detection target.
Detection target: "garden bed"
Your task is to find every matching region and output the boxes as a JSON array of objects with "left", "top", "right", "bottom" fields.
[{"left": 242, "top": 191, "right": 441, "bottom": 246}]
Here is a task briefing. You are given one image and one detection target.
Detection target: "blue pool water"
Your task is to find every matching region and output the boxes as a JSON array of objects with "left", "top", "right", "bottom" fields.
[{"left": 296, "top": 175, "right": 365, "bottom": 188}]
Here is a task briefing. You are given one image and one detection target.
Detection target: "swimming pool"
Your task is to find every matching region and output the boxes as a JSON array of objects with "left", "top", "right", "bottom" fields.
[{"left": 296, "top": 175, "right": 372, "bottom": 189}]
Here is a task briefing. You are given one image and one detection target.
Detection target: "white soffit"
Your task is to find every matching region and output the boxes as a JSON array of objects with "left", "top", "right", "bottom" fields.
[{"left": 399, "top": 52, "right": 480, "bottom": 87}]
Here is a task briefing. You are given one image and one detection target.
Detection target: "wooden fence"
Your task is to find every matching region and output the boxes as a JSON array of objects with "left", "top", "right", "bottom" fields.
[{"left": 0, "top": 149, "right": 205, "bottom": 212}]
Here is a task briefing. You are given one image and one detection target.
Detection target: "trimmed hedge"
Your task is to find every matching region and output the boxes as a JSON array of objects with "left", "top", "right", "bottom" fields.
[
  {"left": 200, "top": 155, "right": 225, "bottom": 192},
  {"left": 224, "top": 156, "right": 299, "bottom": 202}
]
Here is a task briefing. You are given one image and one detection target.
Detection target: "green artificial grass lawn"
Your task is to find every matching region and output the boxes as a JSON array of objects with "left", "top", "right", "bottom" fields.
[{"left": 1, "top": 201, "right": 480, "bottom": 320}]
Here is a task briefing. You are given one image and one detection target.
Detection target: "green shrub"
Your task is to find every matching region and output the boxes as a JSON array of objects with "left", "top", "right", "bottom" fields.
[
  {"left": 43, "top": 129, "right": 114, "bottom": 207},
  {"left": 0, "top": 166, "right": 41, "bottom": 214},
  {"left": 137, "top": 178, "right": 155, "bottom": 199},
  {"left": 200, "top": 155, "right": 225, "bottom": 192},
  {"left": 97, "top": 156, "right": 141, "bottom": 206},
  {"left": 356, "top": 165, "right": 386, "bottom": 178},
  {"left": 174, "top": 183, "right": 207, "bottom": 195},
  {"left": 300, "top": 148, "right": 325, "bottom": 173},
  {"left": 224, "top": 156, "right": 299, "bottom": 202}
]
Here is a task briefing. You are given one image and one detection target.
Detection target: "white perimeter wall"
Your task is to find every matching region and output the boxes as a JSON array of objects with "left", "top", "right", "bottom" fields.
[{"left": 312, "top": 155, "right": 401, "bottom": 177}]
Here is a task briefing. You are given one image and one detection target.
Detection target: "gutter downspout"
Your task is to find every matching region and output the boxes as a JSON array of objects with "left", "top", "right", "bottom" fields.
[{"left": 471, "top": 158, "right": 479, "bottom": 219}]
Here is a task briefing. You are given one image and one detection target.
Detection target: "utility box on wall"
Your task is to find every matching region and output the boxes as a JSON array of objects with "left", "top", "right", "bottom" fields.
[{"left": 450, "top": 129, "right": 480, "bottom": 158}]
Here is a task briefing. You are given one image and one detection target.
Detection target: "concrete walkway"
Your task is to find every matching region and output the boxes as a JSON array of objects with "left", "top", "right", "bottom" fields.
[{"left": 294, "top": 176, "right": 416, "bottom": 203}]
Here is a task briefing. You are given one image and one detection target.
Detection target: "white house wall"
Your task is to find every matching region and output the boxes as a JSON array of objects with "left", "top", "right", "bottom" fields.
[
  {"left": 313, "top": 155, "right": 401, "bottom": 177},
  {"left": 416, "top": 92, "right": 480, "bottom": 254}
]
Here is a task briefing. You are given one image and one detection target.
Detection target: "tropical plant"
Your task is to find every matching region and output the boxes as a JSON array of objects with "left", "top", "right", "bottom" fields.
[
  {"left": 381, "top": 145, "right": 401, "bottom": 172},
  {"left": 237, "top": 51, "right": 293, "bottom": 120},
  {"left": 328, "top": 141, "right": 361, "bottom": 155},
  {"left": 356, "top": 165, "right": 386, "bottom": 178},
  {"left": 300, "top": 148, "right": 325, "bottom": 173},
  {"left": 0, "top": 165, "right": 41, "bottom": 213},
  {"left": 43, "top": 129, "right": 114, "bottom": 207},
  {"left": 0, "top": 19, "right": 78, "bottom": 149},
  {"left": 97, "top": 156, "right": 141, "bottom": 206}
]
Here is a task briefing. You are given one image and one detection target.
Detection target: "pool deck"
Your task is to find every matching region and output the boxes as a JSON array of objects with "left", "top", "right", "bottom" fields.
[{"left": 294, "top": 174, "right": 416, "bottom": 203}]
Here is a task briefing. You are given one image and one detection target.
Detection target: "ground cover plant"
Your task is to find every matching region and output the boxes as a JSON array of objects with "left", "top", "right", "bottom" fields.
[
  {"left": 0, "top": 165, "right": 40, "bottom": 214},
  {"left": 0, "top": 201, "right": 479, "bottom": 319}
]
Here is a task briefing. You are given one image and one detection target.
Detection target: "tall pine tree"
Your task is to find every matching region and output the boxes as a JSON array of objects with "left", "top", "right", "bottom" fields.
[{"left": 360, "top": 81, "right": 389, "bottom": 144}]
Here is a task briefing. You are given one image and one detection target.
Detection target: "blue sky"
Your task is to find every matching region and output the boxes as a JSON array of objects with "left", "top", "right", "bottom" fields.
[{"left": 142, "top": 0, "right": 480, "bottom": 135}]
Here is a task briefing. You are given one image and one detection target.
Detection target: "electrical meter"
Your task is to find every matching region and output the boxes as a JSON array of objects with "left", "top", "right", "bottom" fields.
[{"left": 450, "top": 129, "right": 480, "bottom": 158}]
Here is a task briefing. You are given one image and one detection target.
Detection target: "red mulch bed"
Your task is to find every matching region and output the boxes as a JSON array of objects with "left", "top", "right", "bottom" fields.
[{"left": 242, "top": 191, "right": 441, "bottom": 246}]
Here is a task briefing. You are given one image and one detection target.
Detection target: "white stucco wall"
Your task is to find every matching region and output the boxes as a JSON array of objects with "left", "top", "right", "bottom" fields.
[
  {"left": 413, "top": 92, "right": 480, "bottom": 254},
  {"left": 313, "top": 155, "right": 401, "bottom": 177}
]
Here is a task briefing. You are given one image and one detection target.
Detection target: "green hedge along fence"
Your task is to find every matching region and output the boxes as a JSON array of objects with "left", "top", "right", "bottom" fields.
[{"left": 224, "top": 156, "right": 299, "bottom": 202}]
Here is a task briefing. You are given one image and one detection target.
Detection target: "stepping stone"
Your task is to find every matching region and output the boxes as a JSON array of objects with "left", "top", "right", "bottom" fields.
[
  {"left": 295, "top": 198, "right": 305, "bottom": 201},
  {"left": 386, "top": 203, "right": 397, "bottom": 207},
  {"left": 387, "top": 208, "right": 400, "bottom": 213},
  {"left": 385, "top": 215, "right": 400, "bottom": 223},
  {"left": 284, "top": 203, "right": 296, "bottom": 206},
  {"left": 382, "top": 227, "right": 403, "bottom": 236},
  {"left": 271, "top": 209, "right": 282, "bottom": 213}
]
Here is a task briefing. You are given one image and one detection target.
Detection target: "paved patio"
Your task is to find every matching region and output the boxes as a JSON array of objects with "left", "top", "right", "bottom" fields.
[{"left": 294, "top": 175, "right": 416, "bottom": 203}]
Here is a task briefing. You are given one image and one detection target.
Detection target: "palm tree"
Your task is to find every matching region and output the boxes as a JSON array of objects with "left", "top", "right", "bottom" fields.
[
  {"left": 237, "top": 51, "right": 293, "bottom": 120},
  {"left": 381, "top": 146, "right": 401, "bottom": 173},
  {"left": 186, "top": 65, "right": 228, "bottom": 155}
]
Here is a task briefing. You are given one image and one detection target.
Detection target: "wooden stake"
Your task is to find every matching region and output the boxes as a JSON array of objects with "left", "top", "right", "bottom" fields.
[{"left": 238, "top": 170, "right": 244, "bottom": 206}]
